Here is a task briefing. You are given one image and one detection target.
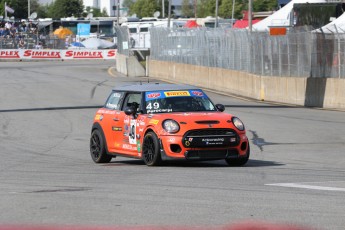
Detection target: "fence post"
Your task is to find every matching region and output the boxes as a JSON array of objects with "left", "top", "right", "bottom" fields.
[
  {"left": 334, "top": 25, "right": 341, "bottom": 79},
  {"left": 261, "top": 36, "right": 264, "bottom": 76},
  {"left": 278, "top": 37, "right": 282, "bottom": 76}
]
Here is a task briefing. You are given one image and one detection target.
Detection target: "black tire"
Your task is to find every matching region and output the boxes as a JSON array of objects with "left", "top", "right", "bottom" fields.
[
  {"left": 90, "top": 129, "right": 112, "bottom": 163},
  {"left": 226, "top": 144, "right": 250, "bottom": 167},
  {"left": 142, "top": 131, "right": 162, "bottom": 166}
]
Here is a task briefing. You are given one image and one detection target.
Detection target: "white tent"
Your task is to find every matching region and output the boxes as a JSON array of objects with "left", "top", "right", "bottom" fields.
[
  {"left": 252, "top": 0, "right": 328, "bottom": 32},
  {"left": 81, "top": 38, "right": 116, "bottom": 49},
  {"left": 314, "top": 12, "right": 345, "bottom": 33}
]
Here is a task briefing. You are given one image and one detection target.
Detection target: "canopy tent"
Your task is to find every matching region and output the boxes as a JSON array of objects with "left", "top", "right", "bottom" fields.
[
  {"left": 53, "top": 27, "right": 73, "bottom": 39},
  {"left": 314, "top": 12, "right": 345, "bottom": 33},
  {"left": 81, "top": 38, "right": 116, "bottom": 49},
  {"left": 252, "top": 0, "right": 328, "bottom": 31},
  {"left": 184, "top": 20, "right": 200, "bottom": 28},
  {"left": 233, "top": 19, "right": 261, "bottom": 29}
]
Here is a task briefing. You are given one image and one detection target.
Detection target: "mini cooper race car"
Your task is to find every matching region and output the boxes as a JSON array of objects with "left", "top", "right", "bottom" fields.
[{"left": 90, "top": 83, "right": 250, "bottom": 166}]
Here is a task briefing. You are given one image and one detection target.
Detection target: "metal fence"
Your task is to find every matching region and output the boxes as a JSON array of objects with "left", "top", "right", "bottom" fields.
[
  {"left": 0, "top": 32, "right": 68, "bottom": 49},
  {"left": 114, "top": 26, "right": 131, "bottom": 56},
  {"left": 147, "top": 27, "right": 345, "bottom": 79}
]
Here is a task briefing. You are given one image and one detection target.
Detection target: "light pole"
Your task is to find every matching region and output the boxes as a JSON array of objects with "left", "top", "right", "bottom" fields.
[
  {"left": 117, "top": 0, "right": 120, "bottom": 26},
  {"left": 215, "top": 0, "right": 219, "bottom": 28},
  {"left": 167, "top": 0, "right": 171, "bottom": 28},
  {"left": 162, "top": 0, "right": 165, "bottom": 18},
  {"left": 248, "top": 0, "right": 252, "bottom": 32},
  {"left": 231, "top": 0, "right": 235, "bottom": 23},
  {"left": 28, "top": 0, "right": 31, "bottom": 18}
]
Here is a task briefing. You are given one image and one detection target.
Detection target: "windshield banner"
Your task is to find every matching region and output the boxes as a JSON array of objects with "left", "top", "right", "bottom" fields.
[{"left": 145, "top": 90, "right": 206, "bottom": 101}]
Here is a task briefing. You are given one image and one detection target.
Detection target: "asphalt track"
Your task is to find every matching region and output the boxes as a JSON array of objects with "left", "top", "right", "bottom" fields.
[{"left": 0, "top": 60, "right": 345, "bottom": 230}]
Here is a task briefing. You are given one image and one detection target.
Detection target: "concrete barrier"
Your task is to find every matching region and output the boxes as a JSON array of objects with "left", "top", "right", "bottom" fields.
[
  {"left": 148, "top": 60, "right": 345, "bottom": 110},
  {"left": 116, "top": 53, "right": 145, "bottom": 77}
]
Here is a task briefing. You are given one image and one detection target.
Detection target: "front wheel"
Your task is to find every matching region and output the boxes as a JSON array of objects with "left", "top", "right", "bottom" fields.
[
  {"left": 142, "top": 132, "right": 162, "bottom": 166},
  {"left": 90, "top": 129, "right": 112, "bottom": 163},
  {"left": 225, "top": 144, "right": 250, "bottom": 167}
]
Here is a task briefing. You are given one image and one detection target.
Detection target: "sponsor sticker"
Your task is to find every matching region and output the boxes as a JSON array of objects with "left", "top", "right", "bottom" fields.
[
  {"left": 164, "top": 91, "right": 190, "bottom": 97},
  {"left": 147, "top": 92, "right": 161, "bottom": 99},
  {"left": 191, "top": 90, "right": 204, "bottom": 97},
  {"left": 95, "top": 114, "right": 103, "bottom": 121},
  {"left": 149, "top": 119, "right": 159, "bottom": 125}
]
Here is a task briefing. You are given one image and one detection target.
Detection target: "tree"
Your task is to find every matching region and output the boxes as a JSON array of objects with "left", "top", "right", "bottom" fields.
[
  {"left": 83, "top": 6, "right": 108, "bottom": 18},
  {"left": 219, "top": 0, "right": 233, "bottom": 18},
  {"left": 0, "top": 0, "right": 40, "bottom": 19},
  {"left": 131, "top": 0, "right": 159, "bottom": 18},
  {"left": 219, "top": 0, "right": 244, "bottom": 19},
  {"left": 48, "top": 0, "right": 84, "bottom": 18},
  {"left": 181, "top": 0, "right": 193, "bottom": 18},
  {"left": 196, "top": 0, "right": 209, "bottom": 18},
  {"left": 123, "top": 0, "right": 135, "bottom": 15},
  {"left": 253, "top": 0, "right": 277, "bottom": 12}
]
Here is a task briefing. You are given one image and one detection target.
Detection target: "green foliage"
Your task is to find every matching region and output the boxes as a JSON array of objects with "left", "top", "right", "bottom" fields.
[
  {"left": 48, "top": 0, "right": 84, "bottom": 18},
  {"left": 123, "top": 0, "right": 134, "bottom": 16},
  {"left": 181, "top": 0, "right": 194, "bottom": 18},
  {"left": 253, "top": 0, "right": 277, "bottom": 12},
  {"left": 196, "top": 0, "right": 208, "bottom": 18},
  {"left": 0, "top": 0, "right": 40, "bottom": 19},
  {"left": 83, "top": 6, "right": 108, "bottom": 18},
  {"left": 131, "top": 0, "right": 159, "bottom": 18}
]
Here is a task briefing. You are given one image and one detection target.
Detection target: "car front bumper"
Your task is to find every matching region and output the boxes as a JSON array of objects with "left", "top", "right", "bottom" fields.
[{"left": 159, "top": 134, "right": 249, "bottom": 161}]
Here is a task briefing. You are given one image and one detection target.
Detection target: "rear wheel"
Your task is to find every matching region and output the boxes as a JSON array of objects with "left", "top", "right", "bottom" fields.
[
  {"left": 226, "top": 144, "right": 250, "bottom": 166},
  {"left": 90, "top": 129, "right": 112, "bottom": 163},
  {"left": 142, "top": 132, "right": 162, "bottom": 166}
]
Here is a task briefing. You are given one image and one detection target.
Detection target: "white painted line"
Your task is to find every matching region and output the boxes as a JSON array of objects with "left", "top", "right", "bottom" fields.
[{"left": 266, "top": 183, "right": 345, "bottom": 192}]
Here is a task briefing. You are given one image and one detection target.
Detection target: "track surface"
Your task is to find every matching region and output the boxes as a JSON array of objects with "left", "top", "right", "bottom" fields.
[{"left": 0, "top": 61, "right": 344, "bottom": 229}]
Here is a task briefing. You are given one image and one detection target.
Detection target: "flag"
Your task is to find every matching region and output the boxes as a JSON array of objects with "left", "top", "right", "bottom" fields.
[{"left": 5, "top": 5, "right": 15, "bottom": 14}]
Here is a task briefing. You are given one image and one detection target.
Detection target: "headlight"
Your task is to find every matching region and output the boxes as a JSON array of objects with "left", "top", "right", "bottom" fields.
[
  {"left": 232, "top": 117, "right": 245, "bottom": 131},
  {"left": 162, "top": 119, "right": 180, "bottom": 133}
]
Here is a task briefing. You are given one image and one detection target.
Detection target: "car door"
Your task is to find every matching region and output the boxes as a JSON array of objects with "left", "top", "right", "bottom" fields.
[
  {"left": 99, "top": 91, "right": 125, "bottom": 153},
  {"left": 113, "top": 92, "right": 143, "bottom": 156}
]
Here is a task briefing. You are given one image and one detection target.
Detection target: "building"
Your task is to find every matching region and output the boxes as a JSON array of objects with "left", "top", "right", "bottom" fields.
[{"left": 83, "top": 0, "right": 127, "bottom": 17}]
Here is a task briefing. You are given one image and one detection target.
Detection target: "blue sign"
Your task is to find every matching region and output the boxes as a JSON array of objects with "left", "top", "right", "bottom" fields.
[{"left": 77, "top": 23, "right": 90, "bottom": 36}]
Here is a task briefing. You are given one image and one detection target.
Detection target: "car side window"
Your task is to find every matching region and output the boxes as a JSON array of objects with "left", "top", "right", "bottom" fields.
[
  {"left": 105, "top": 91, "right": 124, "bottom": 110},
  {"left": 123, "top": 93, "right": 142, "bottom": 112}
]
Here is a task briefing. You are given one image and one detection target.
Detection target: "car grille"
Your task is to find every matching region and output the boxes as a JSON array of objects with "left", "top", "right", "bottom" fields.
[
  {"left": 185, "top": 149, "right": 239, "bottom": 160},
  {"left": 182, "top": 129, "right": 239, "bottom": 148}
]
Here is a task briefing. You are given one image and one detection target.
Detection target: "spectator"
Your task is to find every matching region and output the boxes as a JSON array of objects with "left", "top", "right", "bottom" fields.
[
  {"left": 19, "top": 20, "right": 27, "bottom": 32},
  {"left": 28, "top": 21, "right": 37, "bottom": 33},
  {"left": 18, "top": 38, "right": 25, "bottom": 49},
  {"left": 3, "top": 28, "right": 10, "bottom": 38},
  {"left": 5, "top": 21, "right": 12, "bottom": 30}
]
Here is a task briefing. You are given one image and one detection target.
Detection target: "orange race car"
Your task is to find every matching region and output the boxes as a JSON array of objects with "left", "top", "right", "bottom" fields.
[{"left": 90, "top": 83, "right": 250, "bottom": 166}]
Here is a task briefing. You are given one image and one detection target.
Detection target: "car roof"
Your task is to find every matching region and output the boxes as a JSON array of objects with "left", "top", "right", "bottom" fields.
[{"left": 112, "top": 83, "right": 200, "bottom": 92}]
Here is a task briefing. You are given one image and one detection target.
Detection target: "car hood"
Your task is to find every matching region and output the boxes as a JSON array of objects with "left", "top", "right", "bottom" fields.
[{"left": 146, "top": 112, "right": 241, "bottom": 135}]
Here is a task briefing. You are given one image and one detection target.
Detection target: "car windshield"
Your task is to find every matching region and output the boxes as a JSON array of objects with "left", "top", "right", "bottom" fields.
[{"left": 145, "top": 89, "right": 216, "bottom": 114}]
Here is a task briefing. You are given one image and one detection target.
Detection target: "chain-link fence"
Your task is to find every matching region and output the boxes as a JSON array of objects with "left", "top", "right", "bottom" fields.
[
  {"left": 1, "top": 32, "right": 71, "bottom": 50},
  {"left": 114, "top": 26, "right": 131, "bottom": 56},
  {"left": 148, "top": 27, "right": 345, "bottom": 78}
]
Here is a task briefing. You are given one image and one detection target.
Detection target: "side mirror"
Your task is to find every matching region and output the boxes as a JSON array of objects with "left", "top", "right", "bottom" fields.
[
  {"left": 124, "top": 106, "right": 135, "bottom": 116},
  {"left": 215, "top": 104, "right": 225, "bottom": 112}
]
